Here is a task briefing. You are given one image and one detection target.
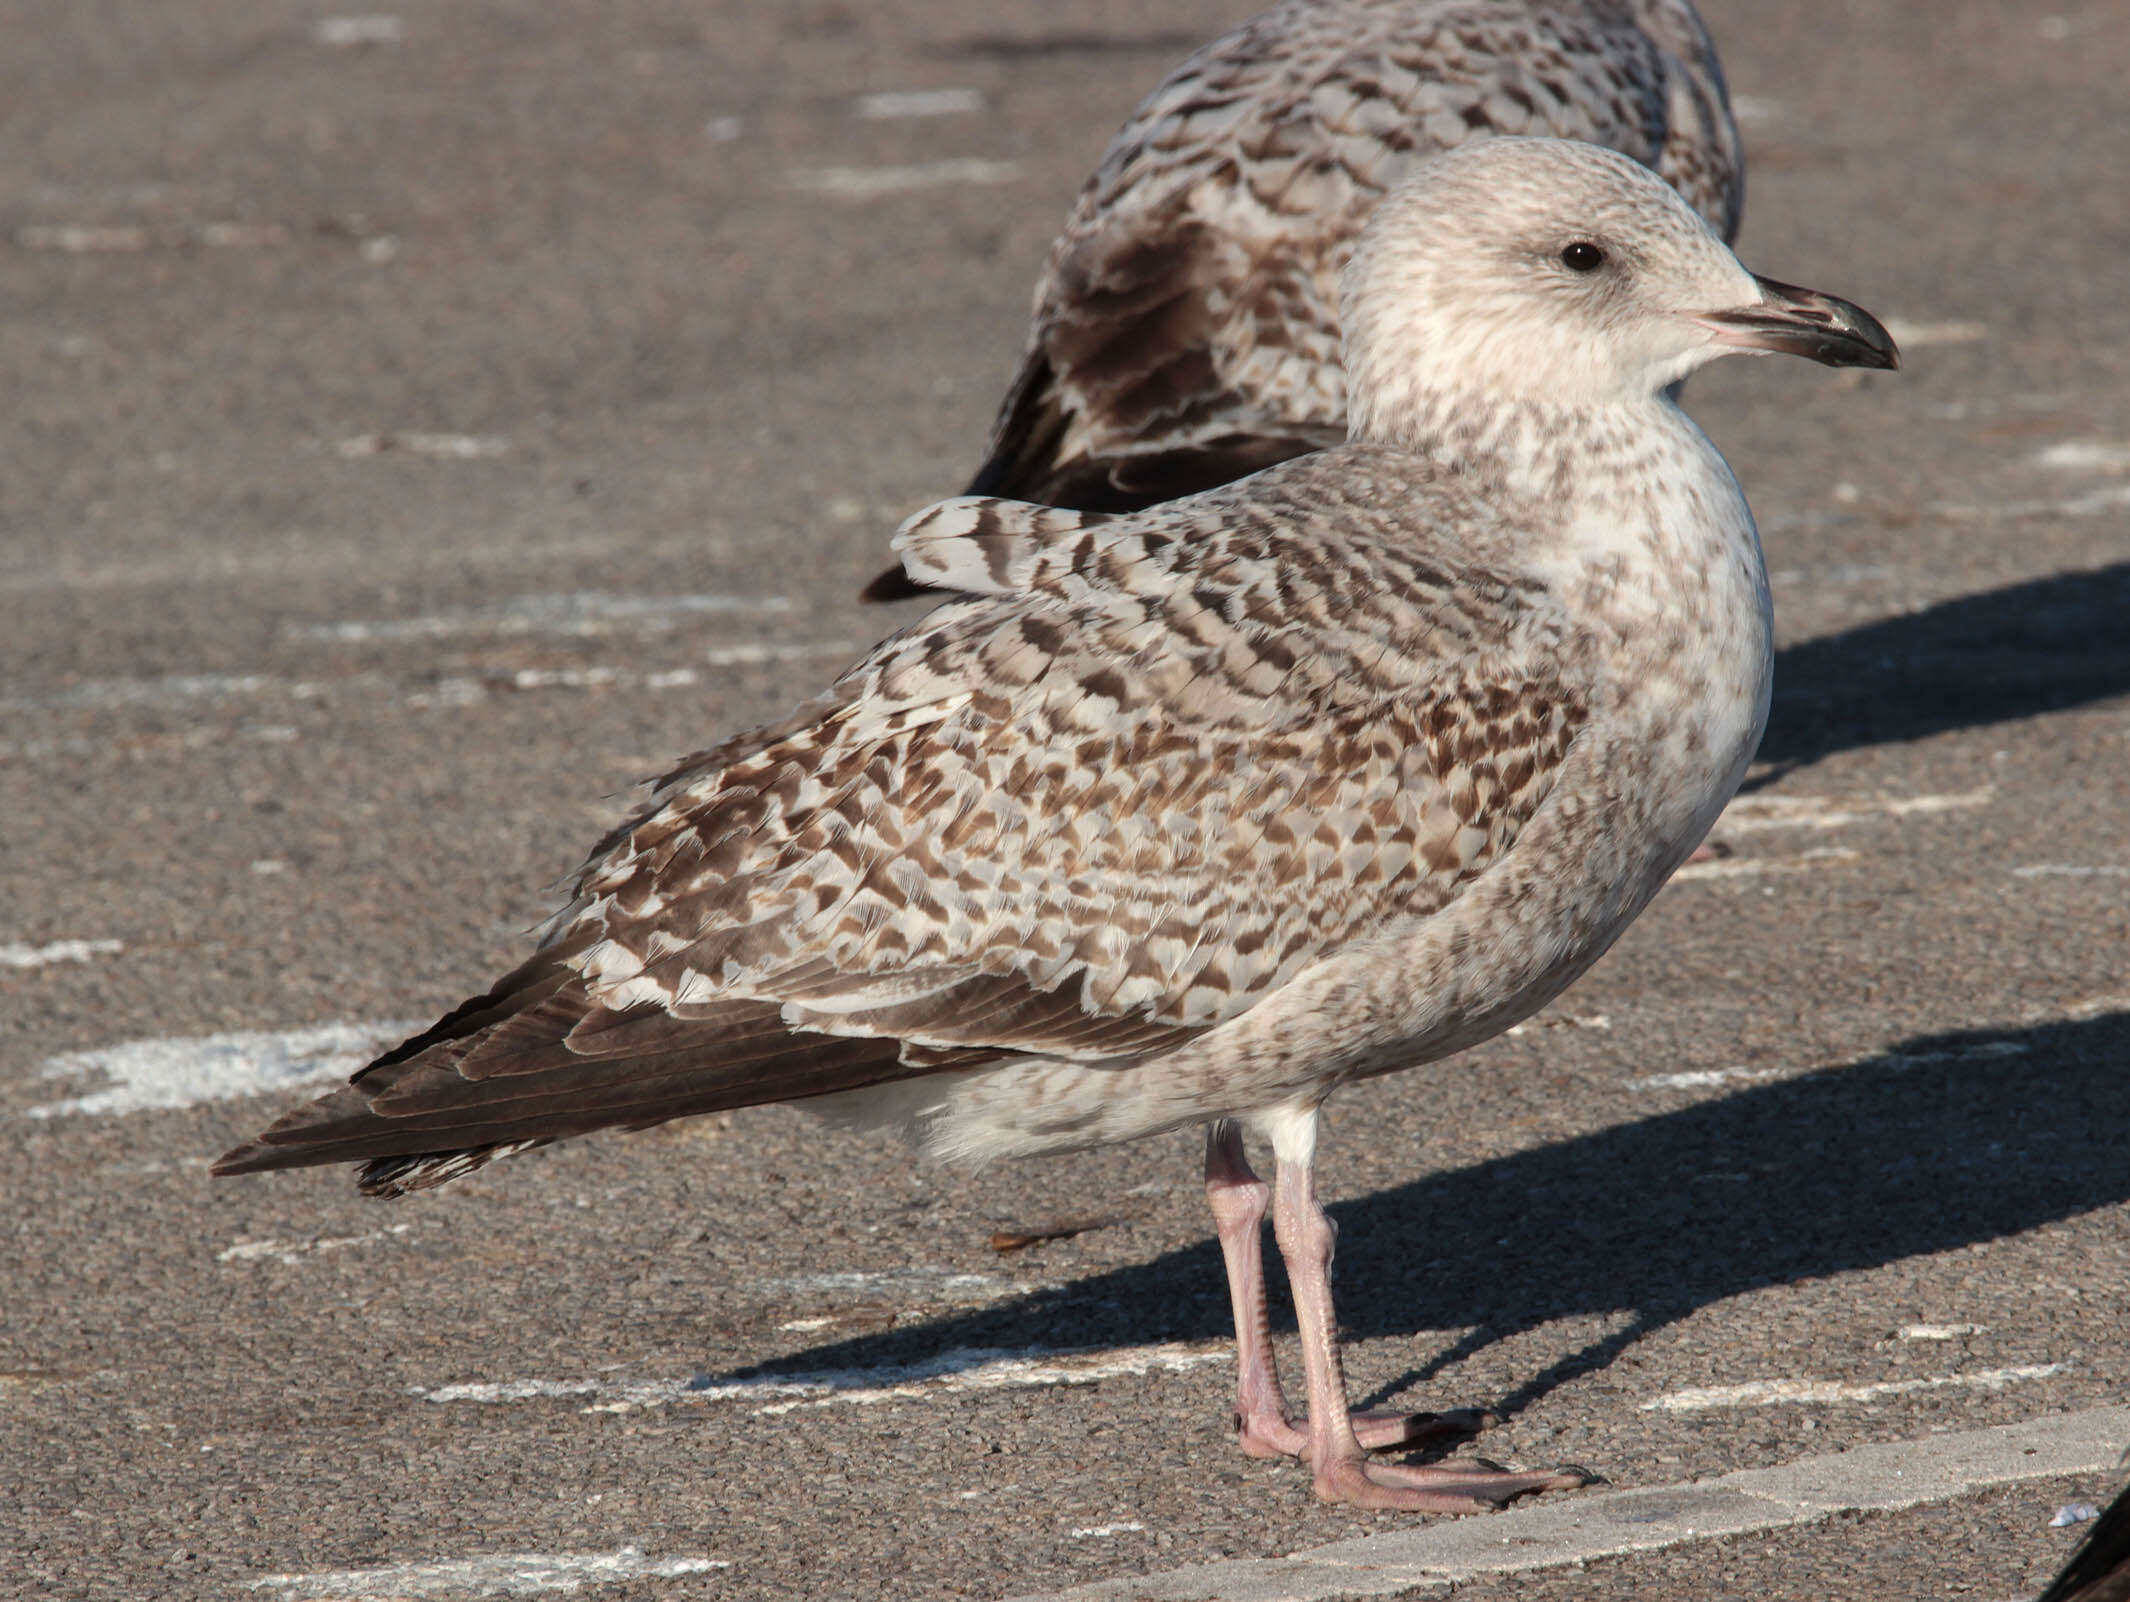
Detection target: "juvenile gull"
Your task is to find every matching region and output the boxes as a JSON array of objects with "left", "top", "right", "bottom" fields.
[
  {"left": 215, "top": 139, "right": 1895, "bottom": 1512},
  {"left": 938, "top": 0, "right": 1742, "bottom": 519}
]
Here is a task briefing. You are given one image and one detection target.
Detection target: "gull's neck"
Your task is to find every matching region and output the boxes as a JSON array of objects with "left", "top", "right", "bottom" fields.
[
  {"left": 1358, "top": 387, "right": 1704, "bottom": 521},
  {"left": 1359, "top": 383, "right": 1770, "bottom": 655}
]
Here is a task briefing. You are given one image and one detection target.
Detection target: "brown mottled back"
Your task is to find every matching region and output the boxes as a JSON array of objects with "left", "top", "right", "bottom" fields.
[{"left": 968, "top": 0, "right": 1742, "bottom": 512}]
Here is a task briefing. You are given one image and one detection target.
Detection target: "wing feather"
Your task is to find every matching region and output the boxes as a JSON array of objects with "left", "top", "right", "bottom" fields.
[{"left": 213, "top": 448, "right": 1586, "bottom": 1189}]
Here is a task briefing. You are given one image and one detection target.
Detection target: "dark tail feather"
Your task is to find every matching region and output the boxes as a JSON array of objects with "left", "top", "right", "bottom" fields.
[
  {"left": 210, "top": 1014, "right": 926, "bottom": 1181},
  {"left": 357, "top": 1140, "right": 552, "bottom": 1198},
  {"left": 211, "top": 948, "right": 987, "bottom": 1191},
  {"left": 966, "top": 348, "right": 1074, "bottom": 504},
  {"left": 859, "top": 564, "right": 931, "bottom": 603}
]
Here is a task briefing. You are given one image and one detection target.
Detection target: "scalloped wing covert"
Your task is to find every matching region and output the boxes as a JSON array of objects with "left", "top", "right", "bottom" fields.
[{"left": 572, "top": 451, "right": 1586, "bottom": 1059}]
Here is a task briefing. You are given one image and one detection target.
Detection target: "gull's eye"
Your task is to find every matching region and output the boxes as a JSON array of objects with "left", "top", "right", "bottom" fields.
[{"left": 1560, "top": 241, "right": 1605, "bottom": 273}]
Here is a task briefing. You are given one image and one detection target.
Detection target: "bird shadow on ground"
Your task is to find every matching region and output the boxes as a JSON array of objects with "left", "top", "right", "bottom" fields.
[
  {"left": 1756, "top": 558, "right": 2130, "bottom": 780},
  {"left": 744, "top": 1008, "right": 2130, "bottom": 1419}
]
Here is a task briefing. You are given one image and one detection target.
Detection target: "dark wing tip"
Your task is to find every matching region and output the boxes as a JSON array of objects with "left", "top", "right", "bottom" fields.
[{"left": 208, "top": 1140, "right": 274, "bottom": 1178}]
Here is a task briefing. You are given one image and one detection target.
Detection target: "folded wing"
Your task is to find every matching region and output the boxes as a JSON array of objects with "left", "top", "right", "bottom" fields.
[{"left": 214, "top": 454, "right": 1586, "bottom": 1192}]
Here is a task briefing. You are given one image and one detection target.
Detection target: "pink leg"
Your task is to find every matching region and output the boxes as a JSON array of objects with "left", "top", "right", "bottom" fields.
[
  {"left": 1270, "top": 1146, "right": 1595, "bottom": 1513},
  {"left": 1204, "top": 1121, "right": 1490, "bottom": 1461},
  {"left": 1205, "top": 1119, "right": 1307, "bottom": 1458}
]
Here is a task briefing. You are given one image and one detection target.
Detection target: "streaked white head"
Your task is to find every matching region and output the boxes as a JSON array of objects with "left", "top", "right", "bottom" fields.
[{"left": 1340, "top": 137, "right": 1895, "bottom": 438}]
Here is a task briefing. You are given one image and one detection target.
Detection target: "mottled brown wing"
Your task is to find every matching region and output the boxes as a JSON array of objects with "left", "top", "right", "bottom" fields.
[
  {"left": 575, "top": 454, "right": 1586, "bottom": 1056},
  {"left": 214, "top": 454, "right": 1585, "bottom": 1190},
  {"left": 968, "top": 0, "right": 1742, "bottom": 510}
]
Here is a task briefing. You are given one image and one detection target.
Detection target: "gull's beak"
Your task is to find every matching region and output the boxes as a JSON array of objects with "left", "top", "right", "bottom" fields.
[{"left": 1699, "top": 275, "right": 1900, "bottom": 370}]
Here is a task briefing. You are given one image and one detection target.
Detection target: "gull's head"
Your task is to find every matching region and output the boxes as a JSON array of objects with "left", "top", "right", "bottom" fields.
[{"left": 1341, "top": 137, "right": 1897, "bottom": 436}]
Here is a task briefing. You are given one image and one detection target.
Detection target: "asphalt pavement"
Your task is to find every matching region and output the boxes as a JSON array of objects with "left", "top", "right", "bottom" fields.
[{"left": 4, "top": 2, "right": 2128, "bottom": 1599}]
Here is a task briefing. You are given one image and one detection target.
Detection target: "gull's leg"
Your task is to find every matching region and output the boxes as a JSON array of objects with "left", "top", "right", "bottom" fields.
[
  {"left": 1205, "top": 1119, "right": 1304, "bottom": 1457},
  {"left": 1265, "top": 1108, "right": 1595, "bottom": 1513},
  {"left": 1205, "top": 1120, "right": 1487, "bottom": 1460}
]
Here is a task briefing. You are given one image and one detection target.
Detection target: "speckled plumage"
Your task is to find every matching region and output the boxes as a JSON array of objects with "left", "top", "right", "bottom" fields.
[
  {"left": 218, "top": 139, "right": 1896, "bottom": 1512},
  {"left": 964, "top": 0, "right": 1744, "bottom": 512}
]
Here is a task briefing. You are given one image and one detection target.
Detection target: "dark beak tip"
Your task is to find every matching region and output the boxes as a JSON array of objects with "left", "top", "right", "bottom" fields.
[{"left": 1721, "top": 275, "right": 1902, "bottom": 373}]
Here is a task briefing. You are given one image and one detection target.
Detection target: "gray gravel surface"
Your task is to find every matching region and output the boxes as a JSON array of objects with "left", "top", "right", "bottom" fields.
[
  {"left": 1436, "top": 1476, "right": 2113, "bottom": 1602},
  {"left": 4, "top": 2, "right": 2127, "bottom": 1600}
]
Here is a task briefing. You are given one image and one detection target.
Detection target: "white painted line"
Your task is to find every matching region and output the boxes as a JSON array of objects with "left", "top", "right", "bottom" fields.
[
  {"left": 1882, "top": 318, "right": 1988, "bottom": 347},
  {"left": 1626, "top": 1066, "right": 1782, "bottom": 1093},
  {"left": 421, "top": 1341, "right": 1230, "bottom": 1417},
  {"left": 25, "top": 1020, "right": 416, "bottom": 1119},
  {"left": 249, "top": 1547, "right": 726, "bottom": 1598},
  {"left": 701, "top": 640, "right": 859, "bottom": 668},
  {"left": 22, "top": 219, "right": 293, "bottom": 253},
  {"left": 2034, "top": 441, "right": 2130, "bottom": 472},
  {"left": 1505, "top": 1012, "right": 1610, "bottom": 1038},
  {"left": 4, "top": 671, "right": 285, "bottom": 711},
  {"left": 0, "top": 643, "right": 850, "bottom": 720},
  {"left": 1715, "top": 787, "right": 1992, "bottom": 835},
  {"left": 286, "top": 591, "right": 791, "bottom": 643},
  {"left": 731, "top": 1343, "right": 1231, "bottom": 1415},
  {"left": 1767, "top": 560, "right": 1895, "bottom": 587},
  {"left": 404, "top": 646, "right": 859, "bottom": 705},
  {"left": 1006, "top": 1405, "right": 2130, "bottom": 1602},
  {"left": 1069, "top": 1523, "right": 1146, "bottom": 1539},
  {"left": 0, "top": 938, "right": 124, "bottom": 969},
  {"left": 332, "top": 431, "right": 509, "bottom": 460},
  {"left": 1925, "top": 393, "right": 2067, "bottom": 423},
  {"left": 101, "top": 1156, "right": 214, "bottom": 1178},
  {"left": 788, "top": 158, "right": 1025, "bottom": 198},
  {"left": 2063, "top": 991, "right": 2130, "bottom": 1020},
  {"left": 500, "top": 667, "right": 622, "bottom": 692},
  {"left": 1883, "top": 1038, "right": 2028, "bottom": 1067},
  {"left": 426, "top": 1378, "right": 660, "bottom": 1405},
  {"left": 1900, "top": 1323, "right": 1986, "bottom": 1341},
  {"left": 16, "top": 223, "right": 152, "bottom": 252},
  {"left": 1918, "top": 1039, "right": 2026, "bottom": 1060},
  {"left": 218, "top": 1224, "right": 411, "bottom": 1266},
  {"left": 856, "top": 88, "right": 984, "bottom": 119},
  {"left": 2014, "top": 863, "right": 2130, "bottom": 878},
  {"left": 1641, "top": 1363, "right": 2066, "bottom": 1413},
  {"left": 197, "top": 223, "right": 290, "bottom": 249},
  {"left": 1671, "top": 847, "right": 1859, "bottom": 881},
  {"left": 1628, "top": 1037, "right": 2025, "bottom": 1097},
  {"left": 314, "top": 16, "right": 404, "bottom": 47},
  {"left": 1937, "top": 483, "right": 2130, "bottom": 520},
  {"left": 2038, "top": 13, "right": 2102, "bottom": 41},
  {"left": 754, "top": 1267, "right": 1032, "bottom": 1302}
]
